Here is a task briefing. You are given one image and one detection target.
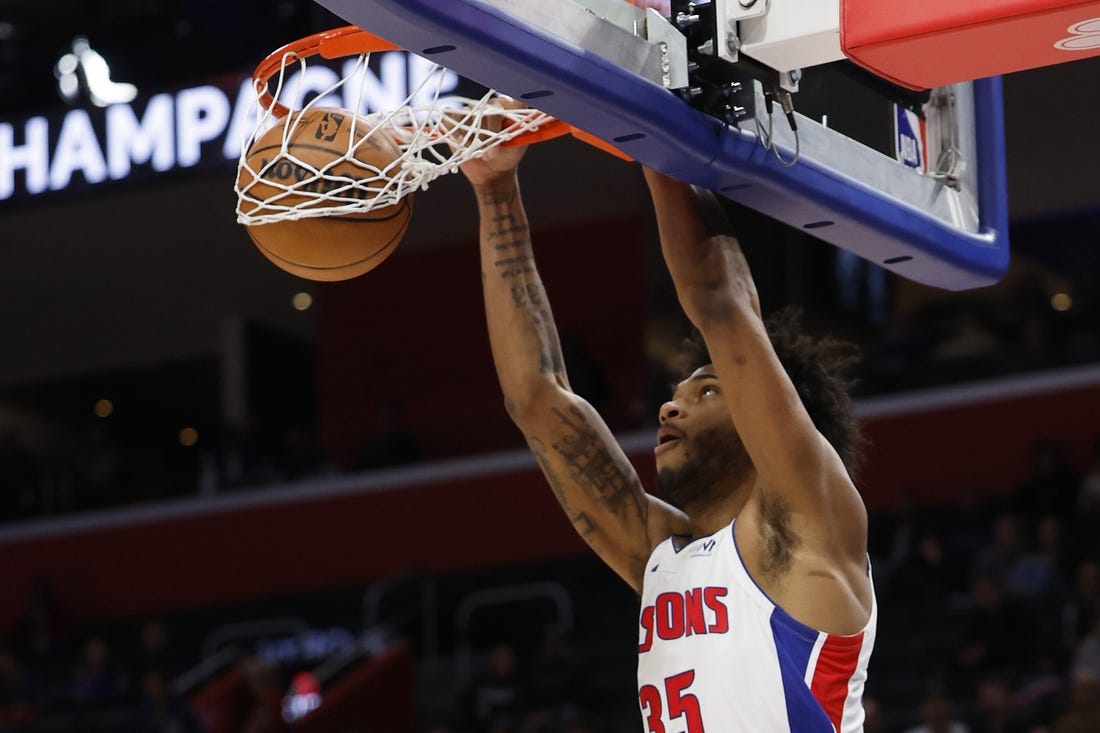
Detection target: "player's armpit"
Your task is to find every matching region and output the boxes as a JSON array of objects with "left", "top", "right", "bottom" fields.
[
  {"left": 517, "top": 391, "right": 688, "bottom": 592},
  {"left": 700, "top": 312, "right": 867, "bottom": 556}
]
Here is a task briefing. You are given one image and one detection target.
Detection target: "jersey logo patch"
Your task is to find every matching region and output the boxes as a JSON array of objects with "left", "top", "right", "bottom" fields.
[{"left": 689, "top": 538, "right": 718, "bottom": 557}]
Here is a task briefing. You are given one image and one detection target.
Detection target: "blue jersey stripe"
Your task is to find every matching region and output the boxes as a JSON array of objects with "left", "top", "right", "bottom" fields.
[{"left": 769, "top": 608, "right": 836, "bottom": 733}]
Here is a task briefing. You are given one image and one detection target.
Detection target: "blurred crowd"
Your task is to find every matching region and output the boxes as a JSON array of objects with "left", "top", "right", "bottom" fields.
[
  {"left": 2, "top": 436, "right": 1099, "bottom": 732},
  {"left": 2, "top": 244, "right": 1100, "bottom": 732},
  {"left": 0, "top": 601, "right": 199, "bottom": 732}
]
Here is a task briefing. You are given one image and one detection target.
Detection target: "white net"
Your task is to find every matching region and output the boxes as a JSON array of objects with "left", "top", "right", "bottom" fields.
[{"left": 235, "top": 48, "right": 557, "bottom": 225}]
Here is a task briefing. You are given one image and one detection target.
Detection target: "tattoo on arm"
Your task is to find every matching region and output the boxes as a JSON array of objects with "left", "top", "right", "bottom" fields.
[
  {"left": 550, "top": 406, "right": 644, "bottom": 522},
  {"left": 570, "top": 510, "right": 597, "bottom": 542},
  {"left": 532, "top": 438, "right": 600, "bottom": 546},
  {"left": 478, "top": 189, "right": 517, "bottom": 207},
  {"left": 493, "top": 254, "right": 534, "bottom": 279},
  {"left": 510, "top": 283, "right": 541, "bottom": 309},
  {"left": 484, "top": 194, "right": 565, "bottom": 377},
  {"left": 531, "top": 438, "right": 571, "bottom": 511}
]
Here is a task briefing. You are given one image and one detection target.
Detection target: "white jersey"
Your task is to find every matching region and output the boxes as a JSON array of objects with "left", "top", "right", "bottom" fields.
[{"left": 637, "top": 520, "right": 876, "bottom": 733}]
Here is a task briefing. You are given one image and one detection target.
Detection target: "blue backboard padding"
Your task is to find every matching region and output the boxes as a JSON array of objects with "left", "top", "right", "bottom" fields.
[{"left": 314, "top": 0, "right": 1010, "bottom": 291}]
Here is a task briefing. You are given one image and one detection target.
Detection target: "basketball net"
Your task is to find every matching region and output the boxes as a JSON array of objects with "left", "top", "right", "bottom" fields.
[{"left": 235, "top": 27, "right": 585, "bottom": 226}]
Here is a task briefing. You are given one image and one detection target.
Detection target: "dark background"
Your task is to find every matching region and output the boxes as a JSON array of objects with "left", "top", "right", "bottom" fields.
[{"left": 1, "top": 3, "right": 1099, "bottom": 733}]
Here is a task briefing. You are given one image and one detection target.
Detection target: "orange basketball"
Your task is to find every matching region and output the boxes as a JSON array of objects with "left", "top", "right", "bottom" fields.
[{"left": 237, "top": 108, "right": 412, "bottom": 282}]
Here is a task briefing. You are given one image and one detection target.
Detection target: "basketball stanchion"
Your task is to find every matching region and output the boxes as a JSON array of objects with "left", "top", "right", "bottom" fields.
[{"left": 234, "top": 26, "right": 628, "bottom": 281}]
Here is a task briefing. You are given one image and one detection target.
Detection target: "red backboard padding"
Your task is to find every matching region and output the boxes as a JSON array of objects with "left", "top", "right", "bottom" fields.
[{"left": 842, "top": 0, "right": 1100, "bottom": 89}]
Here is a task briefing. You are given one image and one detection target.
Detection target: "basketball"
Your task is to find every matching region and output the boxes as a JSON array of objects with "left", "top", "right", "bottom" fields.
[{"left": 237, "top": 107, "right": 412, "bottom": 282}]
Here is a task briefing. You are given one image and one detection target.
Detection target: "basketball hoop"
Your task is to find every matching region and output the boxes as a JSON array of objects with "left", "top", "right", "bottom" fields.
[{"left": 235, "top": 26, "right": 628, "bottom": 226}]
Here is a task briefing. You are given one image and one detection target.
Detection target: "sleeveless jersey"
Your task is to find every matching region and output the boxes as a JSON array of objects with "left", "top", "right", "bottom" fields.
[{"left": 637, "top": 521, "right": 877, "bottom": 733}]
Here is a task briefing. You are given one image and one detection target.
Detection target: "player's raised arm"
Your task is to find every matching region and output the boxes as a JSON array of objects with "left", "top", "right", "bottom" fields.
[
  {"left": 461, "top": 145, "right": 688, "bottom": 592},
  {"left": 642, "top": 168, "right": 867, "bottom": 561}
]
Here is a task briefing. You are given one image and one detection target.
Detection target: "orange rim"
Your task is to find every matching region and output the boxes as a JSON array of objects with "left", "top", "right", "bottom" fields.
[
  {"left": 253, "top": 26, "right": 399, "bottom": 117},
  {"left": 252, "top": 25, "right": 631, "bottom": 159}
]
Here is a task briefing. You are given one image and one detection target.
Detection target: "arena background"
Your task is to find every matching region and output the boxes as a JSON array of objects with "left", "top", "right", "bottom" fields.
[{"left": 1, "top": 3, "right": 1099, "bottom": 732}]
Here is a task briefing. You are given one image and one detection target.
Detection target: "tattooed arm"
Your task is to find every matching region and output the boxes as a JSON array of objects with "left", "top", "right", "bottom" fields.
[{"left": 461, "top": 144, "right": 688, "bottom": 592}]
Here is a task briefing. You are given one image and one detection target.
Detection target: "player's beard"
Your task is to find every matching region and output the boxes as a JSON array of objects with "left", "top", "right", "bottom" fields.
[{"left": 656, "top": 424, "right": 750, "bottom": 512}]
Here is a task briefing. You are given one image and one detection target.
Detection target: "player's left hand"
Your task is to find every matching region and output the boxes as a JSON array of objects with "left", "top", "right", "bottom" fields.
[{"left": 455, "top": 98, "right": 529, "bottom": 187}]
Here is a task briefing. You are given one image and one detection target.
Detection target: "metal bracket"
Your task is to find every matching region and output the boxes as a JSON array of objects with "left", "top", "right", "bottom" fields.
[
  {"left": 645, "top": 9, "right": 690, "bottom": 88},
  {"left": 556, "top": 0, "right": 689, "bottom": 89},
  {"left": 925, "top": 86, "right": 967, "bottom": 190}
]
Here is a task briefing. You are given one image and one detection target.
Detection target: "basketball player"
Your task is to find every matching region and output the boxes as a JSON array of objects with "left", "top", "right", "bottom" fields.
[{"left": 460, "top": 134, "right": 876, "bottom": 732}]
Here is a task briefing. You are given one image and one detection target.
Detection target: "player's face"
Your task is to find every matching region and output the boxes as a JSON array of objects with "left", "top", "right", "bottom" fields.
[{"left": 655, "top": 366, "right": 747, "bottom": 510}]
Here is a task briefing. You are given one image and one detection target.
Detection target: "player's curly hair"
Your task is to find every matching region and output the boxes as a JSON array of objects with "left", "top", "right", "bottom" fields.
[{"left": 678, "top": 306, "right": 864, "bottom": 476}]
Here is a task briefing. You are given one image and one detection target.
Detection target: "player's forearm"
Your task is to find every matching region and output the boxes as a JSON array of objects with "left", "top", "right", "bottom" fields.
[
  {"left": 474, "top": 175, "right": 570, "bottom": 414},
  {"left": 643, "top": 168, "right": 761, "bottom": 325}
]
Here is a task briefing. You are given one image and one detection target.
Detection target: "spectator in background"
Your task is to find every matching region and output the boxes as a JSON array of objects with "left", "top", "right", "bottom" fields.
[
  {"left": 133, "top": 620, "right": 184, "bottom": 684},
  {"left": 0, "top": 428, "right": 41, "bottom": 521},
  {"left": 12, "top": 578, "right": 71, "bottom": 706},
  {"left": 69, "top": 636, "right": 128, "bottom": 709},
  {"left": 944, "top": 491, "right": 996, "bottom": 577},
  {"left": 1013, "top": 650, "right": 1066, "bottom": 730},
  {"left": 524, "top": 631, "right": 604, "bottom": 733},
  {"left": 967, "top": 676, "right": 1029, "bottom": 733},
  {"left": 562, "top": 716, "right": 596, "bottom": 733},
  {"left": 1062, "top": 561, "right": 1100, "bottom": 652},
  {"left": 874, "top": 489, "right": 917, "bottom": 574},
  {"left": 863, "top": 696, "right": 885, "bottom": 733},
  {"left": 931, "top": 308, "right": 999, "bottom": 367},
  {"left": 128, "top": 670, "right": 201, "bottom": 733},
  {"left": 458, "top": 643, "right": 526, "bottom": 733},
  {"left": 1076, "top": 438, "right": 1100, "bottom": 516},
  {"left": 955, "top": 574, "right": 1036, "bottom": 687},
  {"left": 0, "top": 649, "right": 42, "bottom": 728},
  {"left": 214, "top": 421, "right": 282, "bottom": 492},
  {"left": 890, "top": 528, "right": 965, "bottom": 605},
  {"left": 904, "top": 688, "right": 971, "bottom": 733},
  {"left": 1052, "top": 666, "right": 1100, "bottom": 733},
  {"left": 972, "top": 514, "right": 1026, "bottom": 587},
  {"left": 279, "top": 427, "right": 327, "bottom": 483},
  {"left": 238, "top": 656, "right": 286, "bottom": 733},
  {"left": 73, "top": 423, "right": 125, "bottom": 511},
  {"left": 355, "top": 400, "right": 422, "bottom": 471},
  {"left": 1010, "top": 515, "right": 1067, "bottom": 604},
  {"left": 1070, "top": 616, "right": 1100, "bottom": 678},
  {"left": 1013, "top": 441, "right": 1078, "bottom": 518}
]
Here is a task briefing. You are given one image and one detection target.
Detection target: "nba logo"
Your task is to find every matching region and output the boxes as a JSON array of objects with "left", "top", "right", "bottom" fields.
[{"left": 894, "top": 105, "right": 926, "bottom": 171}]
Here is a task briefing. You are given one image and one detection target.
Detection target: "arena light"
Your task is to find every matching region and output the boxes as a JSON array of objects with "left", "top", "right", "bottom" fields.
[
  {"left": 54, "top": 38, "right": 137, "bottom": 108},
  {"left": 55, "top": 52, "right": 80, "bottom": 103},
  {"left": 178, "top": 427, "right": 199, "bottom": 446},
  {"left": 282, "top": 671, "right": 322, "bottom": 723},
  {"left": 292, "top": 292, "right": 313, "bottom": 311},
  {"left": 1051, "top": 293, "right": 1072, "bottom": 312}
]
